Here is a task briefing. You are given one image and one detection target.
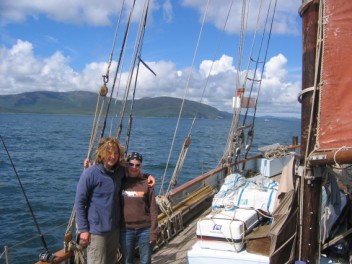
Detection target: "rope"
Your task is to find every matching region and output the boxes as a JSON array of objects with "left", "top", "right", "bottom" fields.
[
  {"left": 104, "top": 0, "right": 125, "bottom": 84},
  {"left": 108, "top": 0, "right": 127, "bottom": 136},
  {"left": 116, "top": 0, "right": 147, "bottom": 139},
  {"left": 242, "top": 0, "right": 258, "bottom": 89},
  {"left": 124, "top": 0, "right": 151, "bottom": 152},
  {"left": 189, "top": 0, "right": 235, "bottom": 169},
  {"left": 196, "top": 207, "right": 265, "bottom": 253},
  {"left": 105, "top": 0, "right": 136, "bottom": 139},
  {"left": 0, "top": 135, "right": 49, "bottom": 252},
  {"left": 67, "top": 242, "right": 86, "bottom": 263},
  {"left": 156, "top": 195, "right": 173, "bottom": 218},
  {"left": 162, "top": 0, "right": 235, "bottom": 194},
  {"left": 242, "top": 0, "right": 277, "bottom": 141},
  {"left": 222, "top": 0, "right": 278, "bottom": 168},
  {"left": 244, "top": 0, "right": 277, "bottom": 162},
  {"left": 236, "top": 0, "right": 249, "bottom": 88},
  {"left": 166, "top": 136, "right": 191, "bottom": 193},
  {"left": 159, "top": 0, "right": 211, "bottom": 195},
  {"left": 263, "top": 145, "right": 289, "bottom": 159},
  {"left": 221, "top": 0, "right": 253, "bottom": 166},
  {"left": 65, "top": 206, "right": 76, "bottom": 236},
  {"left": 88, "top": 0, "right": 127, "bottom": 153},
  {"left": 332, "top": 146, "right": 352, "bottom": 168},
  {"left": 87, "top": 90, "right": 107, "bottom": 159},
  {"left": 64, "top": 2, "right": 139, "bottom": 262}
]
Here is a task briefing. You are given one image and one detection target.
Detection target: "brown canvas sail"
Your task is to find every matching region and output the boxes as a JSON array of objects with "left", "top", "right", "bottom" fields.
[
  {"left": 299, "top": 1, "right": 352, "bottom": 262},
  {"left": 309, "top": 0, "right": 352, "bottom": 165}
]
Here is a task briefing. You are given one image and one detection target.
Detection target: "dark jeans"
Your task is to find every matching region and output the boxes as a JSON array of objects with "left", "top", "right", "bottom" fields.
[{"left": 120, "top": 227, "right": 151, "bottom": 264}]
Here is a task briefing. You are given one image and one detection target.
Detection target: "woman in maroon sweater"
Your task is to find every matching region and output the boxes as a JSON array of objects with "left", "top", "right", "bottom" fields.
[{"left": 120, "top": 152, "right": 158, "bottom": 264}]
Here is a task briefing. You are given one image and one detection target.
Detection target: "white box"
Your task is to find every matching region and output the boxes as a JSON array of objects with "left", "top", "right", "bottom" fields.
[
  {"left": 187, "top": 241, "right": 269, "bottom": 264},
  {"left": 196, "top": 208, "right": 261, "bottom": 252},
  {"left": 257, "top": 155, "right": 292, "bottom": 177}
]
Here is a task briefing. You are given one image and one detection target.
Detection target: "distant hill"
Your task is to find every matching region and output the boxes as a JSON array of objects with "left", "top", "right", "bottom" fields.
[{"left": 0, "top": 91, "right": 232, "bottom": 119}]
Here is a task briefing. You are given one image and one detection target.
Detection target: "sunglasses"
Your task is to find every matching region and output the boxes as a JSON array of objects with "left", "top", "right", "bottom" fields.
[{"left": 128, "top": 162, "right": 141, "bottom": 167}]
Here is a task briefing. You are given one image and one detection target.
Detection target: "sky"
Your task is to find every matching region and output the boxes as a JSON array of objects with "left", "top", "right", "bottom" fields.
[{"left": 0, "top": 0, "right": 302, "bottom": 118}]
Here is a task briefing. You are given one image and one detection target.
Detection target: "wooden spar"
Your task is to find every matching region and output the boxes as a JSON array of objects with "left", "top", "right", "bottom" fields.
[
  {"left": 299, "top": 0, "right": 321, "bottom": 262},
  {"left": 309, "top": 149, "right": 352, "bottom": 166}
]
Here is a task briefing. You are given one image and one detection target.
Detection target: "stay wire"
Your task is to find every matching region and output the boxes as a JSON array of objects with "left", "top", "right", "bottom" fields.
[
  {"left": 243, "top": 0, "right": 277, "bottom": 162},
  {"left": 117, "top": 0, "right": 149, "bottom": 140},
  {"left": 101, "top": 0, "right": 137, "bottom": 139},
  {"left": 165, "top": 0, "right": 235, "bottom": 193},
  {"left": 0, "top": 135, "right": 49, "bottom": 252},
  {"left": 159, "top": 0, "right": 211, "bottom": 195},
  {"left": 125, "top": 0, "right": 151, "bottom": 153}
]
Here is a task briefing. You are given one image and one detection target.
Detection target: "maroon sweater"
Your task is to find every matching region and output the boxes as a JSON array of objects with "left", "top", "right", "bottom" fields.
[{"left": 120, "top": 176, "right": 158, "bottom": 241}]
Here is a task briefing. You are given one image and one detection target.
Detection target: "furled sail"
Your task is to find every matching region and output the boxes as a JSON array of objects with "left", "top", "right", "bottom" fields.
[{"left": 305, "top": 0, "right": 352, "bottom": 165}]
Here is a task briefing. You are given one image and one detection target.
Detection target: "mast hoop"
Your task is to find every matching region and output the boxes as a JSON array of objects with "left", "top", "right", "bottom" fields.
[{"left": 297, "top": 86, "right": 319, "bottom": 103}]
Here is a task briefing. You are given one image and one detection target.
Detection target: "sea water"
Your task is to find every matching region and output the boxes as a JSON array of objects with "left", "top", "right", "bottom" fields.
[{"left": 0, "top": 114, "right": 300, "bottom": 264}]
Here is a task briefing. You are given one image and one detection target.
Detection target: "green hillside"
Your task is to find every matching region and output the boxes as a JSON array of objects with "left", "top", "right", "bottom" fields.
[{"left": 0, "top": 91, "right": 231, "bottom": 119}]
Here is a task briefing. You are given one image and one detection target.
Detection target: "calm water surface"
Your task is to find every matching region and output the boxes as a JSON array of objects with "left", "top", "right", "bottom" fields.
[{"left": 0, "top": 114, "right": 300, "bottom": 263}]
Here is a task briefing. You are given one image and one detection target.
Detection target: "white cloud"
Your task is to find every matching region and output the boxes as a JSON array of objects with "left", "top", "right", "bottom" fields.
[
  {"left": 0, "top": 39, "right": 301, "bottom": 117},
  {"left": 182, "top": 0, "right": 301, "bottom": 35},
  {"left": 0, "top": 0, "right": 156, "bottom": 26},
  {"left": 162, "top": 0, "right": 173, "bottom": 23},
  {"left": 259, "top": 54, "right": 301, "bottom": 116},
  {"left": 199, "top": 54, "right": 235, "bottom": 76},
  {"left": 0, "top": 0, "right": 302, "bottom": 117},
  {"left": 0, "top": 0, "right": 301, "bottom": 32}
]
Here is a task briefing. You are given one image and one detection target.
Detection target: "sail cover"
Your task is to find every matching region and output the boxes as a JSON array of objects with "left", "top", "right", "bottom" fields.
[{"left": 318, "top": 0, "right": 352, "bottom": 150}]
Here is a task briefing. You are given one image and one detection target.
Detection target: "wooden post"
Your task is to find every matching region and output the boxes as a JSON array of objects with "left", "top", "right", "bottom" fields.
[{"left": 299, "top": 0, "right": 322, "bottom": 262}]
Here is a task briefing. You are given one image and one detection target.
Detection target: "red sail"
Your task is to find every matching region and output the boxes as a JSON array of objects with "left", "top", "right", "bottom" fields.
[{"left": 318, "top": 0, "right": 352, "bottom": 151}]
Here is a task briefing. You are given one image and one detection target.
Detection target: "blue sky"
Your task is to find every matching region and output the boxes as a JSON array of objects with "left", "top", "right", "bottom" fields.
[{"left": 0, "top": 0, "right": 302, "bottom": 117}]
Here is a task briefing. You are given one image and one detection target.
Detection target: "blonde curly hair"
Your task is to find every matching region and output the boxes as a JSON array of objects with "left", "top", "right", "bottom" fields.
[{"left": 94, "top": 137, "right": 126, "bottom": 165}]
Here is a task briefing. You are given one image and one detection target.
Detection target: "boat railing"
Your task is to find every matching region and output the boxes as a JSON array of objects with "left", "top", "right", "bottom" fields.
[{"left": 165, "top": 143, "right": 300, "bottom": 210}]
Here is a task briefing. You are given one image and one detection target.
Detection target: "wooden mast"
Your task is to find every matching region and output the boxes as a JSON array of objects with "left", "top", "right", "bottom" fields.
[{"left": 299, "top": 0, "right": 321, "bottom": 262}]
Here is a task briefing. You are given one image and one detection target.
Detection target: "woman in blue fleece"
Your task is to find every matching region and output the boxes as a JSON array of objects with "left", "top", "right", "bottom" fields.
[{"left": 75, "top": 137, "right": 125, "bottom": 264}]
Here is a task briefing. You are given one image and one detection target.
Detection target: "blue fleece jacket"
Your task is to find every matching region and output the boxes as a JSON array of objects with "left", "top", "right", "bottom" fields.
[{"left": 75, "top": 163, "right": 125, "bottom": 235}]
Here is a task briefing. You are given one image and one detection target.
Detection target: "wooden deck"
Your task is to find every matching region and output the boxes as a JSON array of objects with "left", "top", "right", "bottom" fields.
[{"left": 151, "top": 208, "right": 211, "bottom": 264}]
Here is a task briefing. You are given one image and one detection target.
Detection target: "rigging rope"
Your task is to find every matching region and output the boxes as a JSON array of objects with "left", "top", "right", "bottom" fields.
[
  {"left": 108, "top": 0, "right": 127, "bottom": 136},
  {"left": 65, "top": 2, "right": 143, "bottom": 263},
  {"left": 88, "top": 0, "right": 126, "bottom": 153},
  {"left": 223, "top": 0, "right": 260, "bottom": 166},
  {"left": 124, "top": 0, "right": 151, "bottom": 153},
  {"left": 236, "top": 0, "right": 249, "bottom": 88},
  {"left": 101, "top": 0, "right": 136, "bottom": 139},
  {"left": 165, "top": 0, "right": 236, "bottom": 194},
  {"left": 243, "top": 0, "right": 278, "bottom": 161},
  {"left": 116, "top": 1, "right": 153, "bottom": 141},
  {"left": 222, "top": 0, "right": 278, "bottom": 169},
  {"left": 0, "top": 135, "right": 49, "bottom": 253},
  {"left": 159, "top": 0, "right": 212, "bottom": 195}
]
